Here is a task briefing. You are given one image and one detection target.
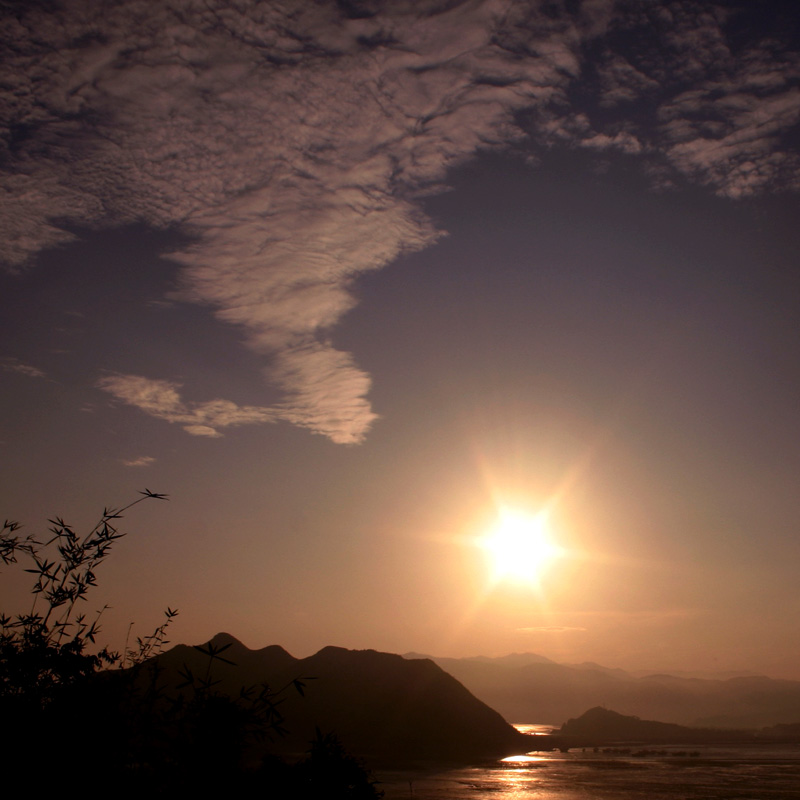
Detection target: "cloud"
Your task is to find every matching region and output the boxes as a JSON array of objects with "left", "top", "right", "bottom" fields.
[
  {"left": 539, "top": 4, "right": 800, "bottom": 196},
  {"left": 97, "top": 367, "right": 373, "bottom": 443},
  {"left": 659, "top": 72, "right": 800, "bottom": 197},
  {"left": 2, "top": 1, "right": 799, "bottom": 441},
  {"left": 601, "top": 5, "right": 800, "bottom": 197},
  {"left": 1, "top": 358, "right": 46, "bottom": 379},
  {"left": 2, "top": 0, "right": 588, "bottom": 442},
  {"left": 122, "top": 455, "right": 156, "bottom": 468},
  {"left": 97, "top": 373, "right": 279, "bottom": 438},
  {"left": 182, "top": 425, "right": 222, "bottom": 438},
  {"left": 595, "top": 53, "right": 660, "bottom": 107},
  {"left": 579, "top": 128, "right": 645, "bottom": 156}
]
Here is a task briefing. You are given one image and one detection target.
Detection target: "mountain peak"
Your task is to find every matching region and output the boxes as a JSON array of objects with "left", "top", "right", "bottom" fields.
[{"left": 207, "top": 631, "right": 246, "bottom": 649}]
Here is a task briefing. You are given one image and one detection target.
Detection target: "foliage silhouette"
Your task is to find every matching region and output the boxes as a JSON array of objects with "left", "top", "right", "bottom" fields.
[
  {"left": 0, "top": 491, "right": 382, "bottom": 797},
  {"left": 294, "top": 728, "right": 385, "bottom": 799},
  {"left": 0, "top": 490, "right": 168, "bottom": 705}
]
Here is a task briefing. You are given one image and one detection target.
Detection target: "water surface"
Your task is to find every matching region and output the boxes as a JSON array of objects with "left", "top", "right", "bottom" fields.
[{"left": 377, "top": 724, "right": 800, "bottom": 799}]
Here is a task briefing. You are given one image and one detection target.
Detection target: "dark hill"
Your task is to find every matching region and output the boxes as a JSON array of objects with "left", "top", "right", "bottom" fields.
[
  {"left": 154, "top": 632, "right": 298, "bottom": 693},
  {"left": 559, "top": 707, "right": 757, "bottom": 745},
  {"left": 142, "top": 635, "right": 530, "bottom": 764}
]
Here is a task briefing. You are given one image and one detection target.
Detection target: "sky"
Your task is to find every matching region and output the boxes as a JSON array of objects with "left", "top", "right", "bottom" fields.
[{"left": 2, "top": 0, "right": 800, "bottom": 680}]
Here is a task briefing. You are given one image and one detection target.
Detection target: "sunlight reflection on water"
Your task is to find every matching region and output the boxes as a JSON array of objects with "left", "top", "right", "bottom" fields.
[
  {"left": 377, "top": 734, "right": 800, "bottom": 800},
  {"left": 501, "top": 754, "right": 549, "bottom": 764}
]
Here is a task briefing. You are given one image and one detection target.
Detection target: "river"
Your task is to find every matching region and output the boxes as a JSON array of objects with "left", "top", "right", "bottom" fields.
[{"left": 376, "top": 724, "right": 800, "bottom": 799}]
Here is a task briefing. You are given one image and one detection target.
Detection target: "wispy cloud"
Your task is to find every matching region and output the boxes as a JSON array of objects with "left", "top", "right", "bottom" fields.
[
  {"left": 121, "top": 455, "right": 156, "bottom": 468},
  {"left": 1, "top": 358, "right": 46, "bottom": 379},
  {"left": 98, "top": 374, "right": 280, "bottom": 439},
  {"left": 98, "top": 368, "right": 381, "bottom": 444},
  {"left": 2, "top": 2, "right": 798, "bottom": 441}
]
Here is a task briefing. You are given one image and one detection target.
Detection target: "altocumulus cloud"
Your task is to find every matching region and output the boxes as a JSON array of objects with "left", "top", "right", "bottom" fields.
[{"left": 2, "top": 1, "right": 798, "bottom": 442}]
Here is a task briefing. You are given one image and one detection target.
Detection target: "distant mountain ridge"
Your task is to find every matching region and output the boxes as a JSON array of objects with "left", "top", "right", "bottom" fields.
[
  {"left": 145, "top": 634, "right": 530, "bottom": 764},
  {"left": 405, "top": 651, "right": 558, "bottom": 669},
  {"left": 403, "top": 652, "right": 800, "bottom": 728},
  {"left": 558, "top": 706, "right": 760, "bottom": 745}
]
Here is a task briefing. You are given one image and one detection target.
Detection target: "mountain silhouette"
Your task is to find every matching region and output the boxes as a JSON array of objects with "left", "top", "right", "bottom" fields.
[
  {"left": 558, "top": 706, "right": 758, "bottom": 745},
  {"left": 142, "top": 634, "right": 531, "bottom": 764},
  {"left": 410, "top": 652, "right": 800, "bottom": 728}
]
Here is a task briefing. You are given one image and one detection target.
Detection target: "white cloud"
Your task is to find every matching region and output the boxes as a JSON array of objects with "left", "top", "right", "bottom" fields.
[
  {"left": 1, "top": 358, "right": 46, "bottom": 379},
  {"left": 2, "top": 1, "right": 799, "bottom": 442},
  {"left": 122, "top": 455, "right": 156, "bottom": 467},
  {"left": 1, "top": 0, "right": 585, "bottom": 443},
  {"left": 97, "top": 367, "right": 373, "bottom": 444},
  {"left": 660, "top": 77, "right": 800, "bottom": 196},
  {"left": 182, "top": 425, "right": 223, "bottom": 438},
  {"left": 97, "top": 373, "right": 280, "bottom": 438},
  {"left": 604, "top": 6, "right": 800, "bottom": 197},
  {"left": 581, "top": 130, "right": 644, "bottom": 155}
]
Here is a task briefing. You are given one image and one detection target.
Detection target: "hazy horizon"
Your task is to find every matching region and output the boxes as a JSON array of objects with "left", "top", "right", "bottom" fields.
[
  {"left": 181, "top": 634, "right": 782, "bottom": 682},
  {"left": 2, "top": 1, "right": 800, "bottom": 682}
]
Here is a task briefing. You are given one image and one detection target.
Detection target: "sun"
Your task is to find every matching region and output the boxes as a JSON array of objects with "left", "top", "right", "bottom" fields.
[{"left": 481, "top": 508, "right": 562, "bottom": 585}]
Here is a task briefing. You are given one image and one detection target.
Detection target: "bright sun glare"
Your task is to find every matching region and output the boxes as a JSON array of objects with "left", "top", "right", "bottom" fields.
[{"left": 481, "top": 508, "right": 562, "bottom": 585}]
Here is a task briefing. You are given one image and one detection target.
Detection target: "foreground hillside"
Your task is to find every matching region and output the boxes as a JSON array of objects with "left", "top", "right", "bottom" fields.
[
  {"left": 407, "top": 652, "right": 800, "bottom": 728},
  {"left": 148, "top": 633, "right": 530, "bottom": 763}
]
